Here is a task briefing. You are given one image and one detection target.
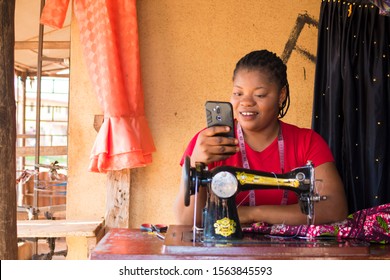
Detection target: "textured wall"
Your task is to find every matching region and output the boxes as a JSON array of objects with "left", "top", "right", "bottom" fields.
[
  {"left": 68, "top": 0, "right": 321, "bottom": 228},
  {"left": 67, "top": 16, "right": 106, "bottom": 221}
]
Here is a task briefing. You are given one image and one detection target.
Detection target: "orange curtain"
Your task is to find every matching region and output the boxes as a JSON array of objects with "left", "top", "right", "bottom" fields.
[{"left": 41, "top": 0, "right": 156, "bottom": 173}]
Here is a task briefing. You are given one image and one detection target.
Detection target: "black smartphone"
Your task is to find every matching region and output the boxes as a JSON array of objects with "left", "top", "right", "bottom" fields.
[{"left": 205, "top": 101, "right": 235, "bottom": 138}]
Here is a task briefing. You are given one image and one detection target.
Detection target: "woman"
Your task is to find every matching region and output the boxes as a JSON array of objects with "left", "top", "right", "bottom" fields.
[{"left": 174, "top": 50, "right": 348, "bottom": 226}]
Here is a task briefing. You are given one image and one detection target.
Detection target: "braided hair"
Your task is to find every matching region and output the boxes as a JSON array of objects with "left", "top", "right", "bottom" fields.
[{"left": 232, "top": 50, "right": 290, "bottom": 118}]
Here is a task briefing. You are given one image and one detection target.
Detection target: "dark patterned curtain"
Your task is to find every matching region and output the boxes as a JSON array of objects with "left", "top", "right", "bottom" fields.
[{"left": 312, "top": 0, "right": 390, "bottom": 213}]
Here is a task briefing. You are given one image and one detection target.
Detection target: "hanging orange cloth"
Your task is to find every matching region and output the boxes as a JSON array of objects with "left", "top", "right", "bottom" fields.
[{"left": 40, "top": 0, "right": 156, "bottom": 172}]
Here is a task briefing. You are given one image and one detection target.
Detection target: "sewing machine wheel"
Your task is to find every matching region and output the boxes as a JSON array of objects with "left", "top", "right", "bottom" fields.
[
  {"left": 211, "top": 171, "right": 238, "bottom": 198},
  {"left": 183, "top": 156, "right": 192, "bottom": 206}
]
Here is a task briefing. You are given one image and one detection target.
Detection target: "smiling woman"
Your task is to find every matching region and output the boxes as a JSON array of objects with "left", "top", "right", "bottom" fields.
[{"left": 174, "top": 50, "right": 348, "bottom": 228}]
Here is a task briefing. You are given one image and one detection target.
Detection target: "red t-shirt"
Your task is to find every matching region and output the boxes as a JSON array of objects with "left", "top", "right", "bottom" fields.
[{"left": 180, "top": 121, "right": 335, "bottom": 206}]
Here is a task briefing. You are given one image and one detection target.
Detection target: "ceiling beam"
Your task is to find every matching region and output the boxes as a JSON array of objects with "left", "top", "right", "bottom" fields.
[{"left": 15, "top": 41, "right": 70, "bottom": 50}]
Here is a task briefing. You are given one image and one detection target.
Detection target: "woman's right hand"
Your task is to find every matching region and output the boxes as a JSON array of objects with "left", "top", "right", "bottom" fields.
[{"left": 190, "top": 126, "right": 239, "bottom": 166}]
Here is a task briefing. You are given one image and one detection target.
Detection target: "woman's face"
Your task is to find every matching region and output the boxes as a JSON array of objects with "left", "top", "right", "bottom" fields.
[{"left": 230, "top": 69, "right": 285, "bottom": 132}]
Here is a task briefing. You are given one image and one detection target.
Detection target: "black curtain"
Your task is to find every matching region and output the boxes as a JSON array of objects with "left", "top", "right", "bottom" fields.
[{"left": 312, "top": 0, "right": 390, "bottom": 213}]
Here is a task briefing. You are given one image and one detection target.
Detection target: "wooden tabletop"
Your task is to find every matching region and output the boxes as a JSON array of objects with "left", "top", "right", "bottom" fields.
[
  {"left": 91, "top": 226, "right": 390, "bottom": 260},
  {"left": 17, "top": 219, "right": 104, "bottom": 238}
]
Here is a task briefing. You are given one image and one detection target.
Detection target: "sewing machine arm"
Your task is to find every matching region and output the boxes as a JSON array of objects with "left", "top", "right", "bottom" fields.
[{"left": 183, "top": 156, "right": 325, "bottom": 221}]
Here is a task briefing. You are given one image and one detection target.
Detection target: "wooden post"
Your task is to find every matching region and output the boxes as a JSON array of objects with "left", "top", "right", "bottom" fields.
[
  {"left": 105, "top": 169, "right": 131, "bottom": 230},
  {"left": 0, "top": 0, "right": 17, "bottom": 260}
]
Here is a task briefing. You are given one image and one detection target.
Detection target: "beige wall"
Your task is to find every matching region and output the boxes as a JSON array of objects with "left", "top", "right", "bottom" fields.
[{"left": 68, "top": 0, "right": 321, "bottom": 228}]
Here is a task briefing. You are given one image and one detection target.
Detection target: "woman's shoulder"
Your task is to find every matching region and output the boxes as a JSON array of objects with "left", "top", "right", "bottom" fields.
[
  {"left": 280, "top": 121, "right": 334, "bottom": 164},
  {"left": 280, "top": 121, "right": 315, "bottom": 136},
  {"left": 280, "top": 121, "right": 329, "bottom": 148}
]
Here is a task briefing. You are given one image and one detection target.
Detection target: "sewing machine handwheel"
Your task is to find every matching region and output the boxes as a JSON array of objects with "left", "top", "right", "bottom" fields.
[{"left": 183, "top": 156, "right": 191, "bottom": 207}]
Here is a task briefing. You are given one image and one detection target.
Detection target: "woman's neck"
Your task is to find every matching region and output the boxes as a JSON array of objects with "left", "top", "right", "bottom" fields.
[{"left": 241, "top": 121, "right": 280, "bottom": 152}]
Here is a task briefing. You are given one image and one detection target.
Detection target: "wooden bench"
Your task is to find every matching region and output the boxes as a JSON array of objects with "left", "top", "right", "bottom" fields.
[{"left": 17, "top": 219, "right": 105, "bottom": 259}]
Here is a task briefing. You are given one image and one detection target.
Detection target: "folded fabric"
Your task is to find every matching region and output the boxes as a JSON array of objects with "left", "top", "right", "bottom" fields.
[{"left": 244, "top": 203, "right": 390, "bottom": 243}]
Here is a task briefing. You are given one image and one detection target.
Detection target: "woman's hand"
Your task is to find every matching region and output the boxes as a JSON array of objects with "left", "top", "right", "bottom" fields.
[
  {"left": 190, "top": 126, "right": 239, "bottom": 166},
  {"left": 174, "top": 126, "right": 237, "bottom": 225}
]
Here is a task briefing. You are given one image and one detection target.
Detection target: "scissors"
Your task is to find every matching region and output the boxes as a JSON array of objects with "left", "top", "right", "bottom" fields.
[{"left": 140, "top": 223, "right": 167, "bottom": 240}]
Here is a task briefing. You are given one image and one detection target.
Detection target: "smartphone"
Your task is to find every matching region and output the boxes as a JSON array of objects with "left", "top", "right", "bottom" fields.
[{"left": 205, "top": 101, "right": 235, "bottom": 138}]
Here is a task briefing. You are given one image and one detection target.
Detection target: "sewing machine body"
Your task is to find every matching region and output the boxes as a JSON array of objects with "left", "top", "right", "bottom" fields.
[{"left": 183, "top": 156, "right": 324, "bottom": 243}]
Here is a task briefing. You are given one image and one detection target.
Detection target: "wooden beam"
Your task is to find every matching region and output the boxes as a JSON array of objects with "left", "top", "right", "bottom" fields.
[
  {"left": 105, "top": 169, "right": 131, "bottom": 229},
  {"left": 17, "top": 134, "right": 35, "bottom": 139},
  {"left": 14, "top": 41, "right": 70, "bottom": 50},
  {"left": 16, "top": 146, "right": 68, "bottom": 157},
  {"left": 0, "top": 0, "right": 18, "bottom": 260},
  {"left": 93, "top": 114, "right": 104, "bottom": 132}
]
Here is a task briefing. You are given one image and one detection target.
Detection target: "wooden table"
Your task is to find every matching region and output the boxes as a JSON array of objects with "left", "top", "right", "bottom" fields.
[
  {"left": 90, "top": 226, "right": 390, "bottom": 260},
  {"left": 18, "top": 219, "right": 105, "bottom": 259}
]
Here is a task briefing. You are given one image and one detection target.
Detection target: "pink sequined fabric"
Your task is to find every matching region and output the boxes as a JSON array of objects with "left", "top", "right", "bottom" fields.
[{"left": 244, "top": 203, "right": 390, "bottom": 243}]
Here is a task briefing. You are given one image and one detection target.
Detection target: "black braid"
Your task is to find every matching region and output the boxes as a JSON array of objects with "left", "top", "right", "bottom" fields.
[{"left": 232, "top": 50, "right": 290, "bottom": 118}]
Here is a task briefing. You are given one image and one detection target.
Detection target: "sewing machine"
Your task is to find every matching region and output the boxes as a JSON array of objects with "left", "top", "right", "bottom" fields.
[
  {"left": 182, "top": 156, "right": 326, "bottom": 243},
  {"left": 91, "top": 156, "right": 372, "bottom": 258},
  {"left": 90, "top": 157, "right": 372, "bottom": 258}
]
